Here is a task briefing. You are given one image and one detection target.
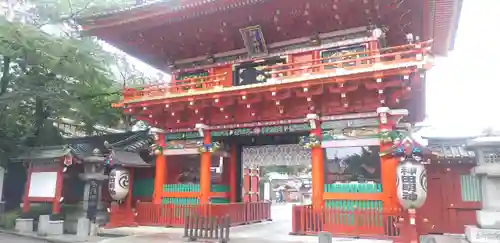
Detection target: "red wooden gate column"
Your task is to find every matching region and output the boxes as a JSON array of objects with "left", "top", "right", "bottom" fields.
[
  {"left": 377, "top": 107, "right": 399, "bottom": 208},
  {"left": 229, "top": 143, "right": 238, "bottom": 203},
  {"left": 308, "top": 114, "right": 324, "bottom": 209},
  {"left": 153, "top": 133, "right": 166, "bottom": 204},
  {"left": 52, "top": 162, "right": 64, "bottom": 214},
  {"left": 199, "top": 124, "right": 211, "bottom": 204}
]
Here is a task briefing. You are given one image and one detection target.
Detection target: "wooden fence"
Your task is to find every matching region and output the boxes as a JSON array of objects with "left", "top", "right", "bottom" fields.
[
  {"left": 184, "top": 215, "right": 230, "bottom": 242},
  {"left": 291, "top": 205, "right": 406, "bottom": 241},
  {"left": 133, "top": 201, "right": 271, "bottom": 227}
]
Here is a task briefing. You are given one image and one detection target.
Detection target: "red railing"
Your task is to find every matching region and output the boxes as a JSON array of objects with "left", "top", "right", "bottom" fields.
[
  {"left": 122, "top": 72, "right": 228, "bottom": 101},
  {"left": 291, "top": 205, "right": 405, "bottom": 241},
  {"left": 264, "top": 40, "right": 431, "bottom": 78},
  {"left": 119, "top": 41, "right": 431, "bottom": 104},
  {"left": 133, "top": 201, "right": 271, "bottom": 227}
]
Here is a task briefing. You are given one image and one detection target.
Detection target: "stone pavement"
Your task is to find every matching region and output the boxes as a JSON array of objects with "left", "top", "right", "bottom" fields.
[
  {"left": 99, "top": 203, "right": 393, "bottom": 243},
  {"left": 0, "top": 229, "right": 107, "bottom": 243},
  {"left": 0, "top": 232, "right": 49, "bottom": 243}
]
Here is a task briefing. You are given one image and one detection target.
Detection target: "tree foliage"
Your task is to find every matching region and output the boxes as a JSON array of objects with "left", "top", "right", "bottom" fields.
[{"left": 0, "top": 0, "right": 147, "bottom": 165}]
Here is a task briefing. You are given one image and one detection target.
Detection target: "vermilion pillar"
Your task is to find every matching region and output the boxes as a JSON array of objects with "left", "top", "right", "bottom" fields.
[
  {"left": 377, "top": 107, "right": 398, "bottom": 208},
  {"left": 310, "top": 116, "right": 324, "bottom": 209},
  {"left": 153, "top": 133, "right": 166, "bottom": 204},
  {"left": 229, "top": 143, "right": 238, "bottom": 203},
  {"left": 52, "top": 163, "right": 64, "bottom": 214},
  {"left": 200, "top": 130, "right": 212, "bottom": 204}
]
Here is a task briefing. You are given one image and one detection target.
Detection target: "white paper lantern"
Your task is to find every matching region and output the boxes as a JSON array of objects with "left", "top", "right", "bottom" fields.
[
  {"left": 108, "top": 167, "right": 130, "bottom": 201},
  {"left": 396, "top": 160, "right": 427, "bottom": 209}
]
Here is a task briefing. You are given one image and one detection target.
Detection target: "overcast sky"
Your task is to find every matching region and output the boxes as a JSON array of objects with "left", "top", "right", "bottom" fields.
[{"left": 421, "top": 0, "right": 499, "bottom": 137}]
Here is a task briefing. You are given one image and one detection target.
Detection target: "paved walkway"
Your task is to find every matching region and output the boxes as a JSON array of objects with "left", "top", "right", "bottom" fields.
[
  {"left": 99, "top": 204, "right": 393, "bottom": 243},
  {"left": 0, "top": 232, "right": 49, "bottom": 243},
  {"left": 0, "top": 229, "right": 107, "bottom": 243}
]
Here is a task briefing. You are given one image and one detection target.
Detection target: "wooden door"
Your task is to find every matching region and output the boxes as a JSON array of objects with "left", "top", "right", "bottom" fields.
[
  {"left": 243, "top": 168, "right": 251, "bottom": 202},
  {"left": 418, "top": 166, "right": 446, "bottom": 234},
  {"left": 443, "top": 165, "right": 481, "bottom": 233}
]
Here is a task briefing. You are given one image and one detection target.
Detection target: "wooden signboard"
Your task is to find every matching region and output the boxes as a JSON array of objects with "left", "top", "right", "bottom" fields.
[
  {"left": 166, "top": 123, "right": 311, "bottom": 140},
  {"left": 165, "top": 140, "right": 201, "bottom": 150},
  {"left": 211, "top": 123, "right": 310, "bottom": 137},
  {"left": 239, "top": 25, "right": 268, "bottom": 57},
  {"left": 233, "top": 57, "right": 286, "bottom": 86}
]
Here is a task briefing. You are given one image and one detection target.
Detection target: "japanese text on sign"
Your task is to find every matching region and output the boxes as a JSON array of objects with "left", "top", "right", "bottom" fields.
[{"left": 400, "top": 167, "right": 418, "bottom": 201}]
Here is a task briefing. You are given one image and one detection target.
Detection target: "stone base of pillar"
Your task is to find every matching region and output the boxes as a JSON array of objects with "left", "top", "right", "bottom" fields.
[
  {"left": 46, "top": 220, "right": 64, "bottom": 235},
  {"left": 476, "top": 210, "right": 500, "bottom": 229},
  {"left": 76, "top": 218, "right": 90, "bottom": 237},
  {"left": 89, "top": 222, "right": 99, "bottom": 236},
  {"left": 465, "top": 225, "right": 500, "bottom": 243},
  {"left": 420, "top": 234, "right": 468, "bottom": 243},
  {"left": 37, "top": 215, "right": 50, "bottom": 235},
  {"left": 15, "top": 218, "right": 33, "bottom": 233}
]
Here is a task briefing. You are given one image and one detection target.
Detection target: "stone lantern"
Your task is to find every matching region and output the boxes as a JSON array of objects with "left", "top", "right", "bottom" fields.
[{"left": 464, "top": 136, "right": 500, "bottom": 243}]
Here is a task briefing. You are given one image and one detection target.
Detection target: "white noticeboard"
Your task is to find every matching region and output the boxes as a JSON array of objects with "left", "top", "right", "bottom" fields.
[
  {"left": 264, "top": 182, "right": 270, "bottom": 201},
  {"left": 28, "top": 172, "right": 57, "bottom": 198}
]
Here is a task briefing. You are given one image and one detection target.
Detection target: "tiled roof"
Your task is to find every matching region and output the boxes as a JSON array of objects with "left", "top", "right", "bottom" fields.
[
  {"left": 428, "top": 145, "right": 475, "bottom": 159},
  {"left": 78, "top": 0, "right": 266, "bottom": 27},
  {"left": 12, "top": 145, "right": 72, "bottom": 162},
  {"left": 77, "top": 0, "right": 208, "bottom": 22},
  {"left": 467, "top": 136, "right": 500, "bottom": 148},
  {"left": 110, "top": 149, "right": 153, "bottom": 168},
  {"left": 425, "top": 137, "right": 476, "bottom": 160},
  {"left": 107, "top": 130, "right": 153, "bottom": 152},
  {"left": 78, "top": 1, "right": 160, "bottom": 20},
  {"left": 11, "top": 131, "right": 153, "bottom": 163}
]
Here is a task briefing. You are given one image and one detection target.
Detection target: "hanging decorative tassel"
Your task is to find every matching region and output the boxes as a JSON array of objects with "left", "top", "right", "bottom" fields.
[
  {"left": 299, "top": 134, "right": 322, "bottom": 149},
  {"left": 197, "top": 141, "right": 221, "bottom": 153}
]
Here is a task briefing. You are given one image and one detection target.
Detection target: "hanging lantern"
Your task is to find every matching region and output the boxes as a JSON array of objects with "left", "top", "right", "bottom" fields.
[
  {"left": 108, "top": 167, "right": 130, "bottom": 201},
  {"left": 396, "top": 160, "right": 427, "bottom": 209},
  {"left": 63, "top": 154, "right": 73, "bottom": 166}
]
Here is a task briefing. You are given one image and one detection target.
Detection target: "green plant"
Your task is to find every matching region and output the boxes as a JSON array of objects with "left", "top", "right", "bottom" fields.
[
  {"left": 49, "top": 214, "right": 63, "bottom": 221},
  {"left": 0, "top": 209, "right": 20, "bottom": 229}
]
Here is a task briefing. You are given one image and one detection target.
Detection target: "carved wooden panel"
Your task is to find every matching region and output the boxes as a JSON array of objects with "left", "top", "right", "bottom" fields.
[{"left": 242, "top": 144, "right": 311, "bottom": 167}]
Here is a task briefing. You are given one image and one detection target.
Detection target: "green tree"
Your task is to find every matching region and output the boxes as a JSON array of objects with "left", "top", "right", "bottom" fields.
[
  {"left": 342, "top": 146, "right": 380, "bottom": 180},
  {"left": 0, "top": 0, "right": 142, "bottom": 162},
  {"left": 261, "top": 165, "right": 308, "bottom": 175}
]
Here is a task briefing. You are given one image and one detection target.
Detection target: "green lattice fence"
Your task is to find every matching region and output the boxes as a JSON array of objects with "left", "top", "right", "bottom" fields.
[
  {"left": 164, "top": 184, "right": 200, "bottom": 192},
  {"left": 324, "top": 183, "right": 383, "bottom": 228},
  {"left": 162, "top": 184, "right": 230, "bottom": 205},
  {"left": 324, "top": 183, "right": 382, "bottom": 193}
]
